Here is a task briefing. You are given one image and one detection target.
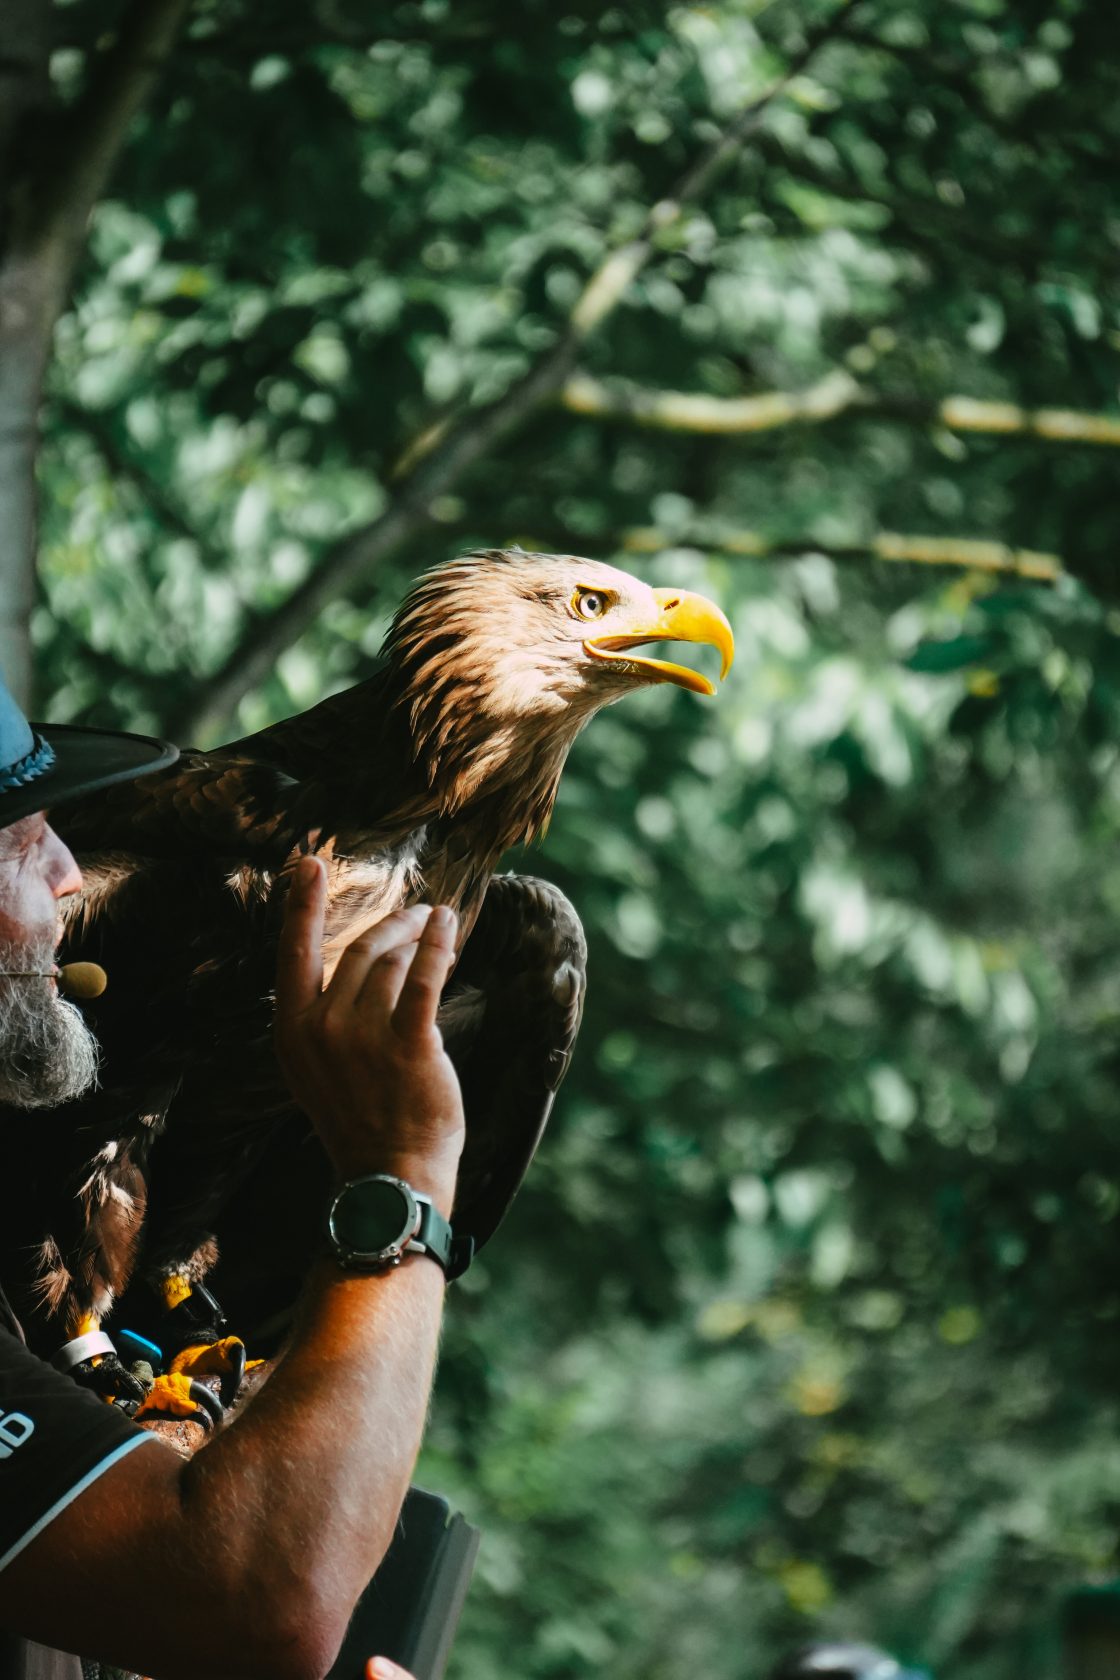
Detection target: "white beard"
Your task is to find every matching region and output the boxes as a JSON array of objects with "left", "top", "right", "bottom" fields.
[{"left": 0, "top": 937, "right": 100, "bottom": 1108}]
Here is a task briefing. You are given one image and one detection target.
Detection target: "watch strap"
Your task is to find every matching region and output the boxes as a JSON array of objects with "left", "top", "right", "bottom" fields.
[
  {"left": 447, "top": 1233, "right": 475, "bottom": 1282},
  {"left": 327, "top": 1175, "right": 471, "bottom": 1281},
  {"left": 408, "top": 1193, "right": 456, "bottom": 1277},
  {"left": 405, "top": 1198, "right": 474, "bottom": 1280}
]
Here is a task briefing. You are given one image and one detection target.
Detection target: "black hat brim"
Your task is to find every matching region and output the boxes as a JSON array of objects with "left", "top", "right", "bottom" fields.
[{"left": 0, "top": 722, "right": 179, "bottom": 828}]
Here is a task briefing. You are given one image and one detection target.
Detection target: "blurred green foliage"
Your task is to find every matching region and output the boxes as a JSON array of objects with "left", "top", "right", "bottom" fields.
[{"left": 27, "top": 0, "right": 1120, "bottom": 1673}]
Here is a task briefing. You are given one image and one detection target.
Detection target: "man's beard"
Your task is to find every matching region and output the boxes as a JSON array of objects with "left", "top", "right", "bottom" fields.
[{"left": 0, "top": 936, "right": 100, "bottom": 1108}]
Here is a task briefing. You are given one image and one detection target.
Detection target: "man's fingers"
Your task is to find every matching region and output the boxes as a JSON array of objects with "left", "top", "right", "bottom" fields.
[
  {"left": 366, "top": 1659, "right": 416, "bottom": 1680},
  {"left": 354, "top": 937, "right": 423, "bottom": 1018},
  {"left": 275, "top": 856, "right": 327, "bottom": 1021},
  {"left": 328, "top": 904, "right": 433, "bottom": 1008},
  {"left": 391, "top": 905, "right": 458, "bottom": 1041}
]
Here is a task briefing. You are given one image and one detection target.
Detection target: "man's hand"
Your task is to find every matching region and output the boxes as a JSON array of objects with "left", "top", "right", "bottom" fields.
[{"left": 275, "top": 856, "right": 466, "bottom": 1208}]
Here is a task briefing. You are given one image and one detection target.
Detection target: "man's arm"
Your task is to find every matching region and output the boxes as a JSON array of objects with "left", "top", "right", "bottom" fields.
[{"left": 0, "top": 861, "right": 464, "bottom": 1680}]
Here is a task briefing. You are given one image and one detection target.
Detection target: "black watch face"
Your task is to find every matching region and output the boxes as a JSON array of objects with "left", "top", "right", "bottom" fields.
[{"left": 332, "top": 1178, "right": 414, "bottom": 1257}]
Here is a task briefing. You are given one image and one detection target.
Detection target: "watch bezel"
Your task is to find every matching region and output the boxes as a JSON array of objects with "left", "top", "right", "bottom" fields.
[{"left": 327, "top": 1174, "right": 421, "bottom": 1270}]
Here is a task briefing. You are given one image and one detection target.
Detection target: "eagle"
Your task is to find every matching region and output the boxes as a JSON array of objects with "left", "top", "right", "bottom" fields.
[{"left": 4, "top": 550, "right": 733, "bottom": 1418}]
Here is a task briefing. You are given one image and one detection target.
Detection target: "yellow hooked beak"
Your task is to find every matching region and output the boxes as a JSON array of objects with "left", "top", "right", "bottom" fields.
[{"left": 584, "top": 587, "right": 735, "bottom": 696}]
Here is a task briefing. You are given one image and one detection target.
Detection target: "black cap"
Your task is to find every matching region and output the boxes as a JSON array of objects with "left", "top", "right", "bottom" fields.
[{"left": 0, "top": 672, "right": 178, "bottom": 828}]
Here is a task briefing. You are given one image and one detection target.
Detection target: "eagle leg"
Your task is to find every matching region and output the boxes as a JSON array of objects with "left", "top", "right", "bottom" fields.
[
  {"left": 73, "top": 1352, "right": 148, "bottom": 1406},
  {"left": 442, "top": 873, "right": 587, "bottom": 1255},
  {"left": 59, "top": 1311, "right": 148, "bottom": 1408},
  {"left": 132, "top": 1291, "right": 249, "bottom": 1427},
  {"left": 139, "top": 1269, "right": 258, "bottom": 1416}
]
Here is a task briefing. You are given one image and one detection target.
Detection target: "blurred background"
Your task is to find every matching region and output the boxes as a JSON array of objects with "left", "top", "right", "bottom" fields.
[{"left": 4, "top": 0, "right": 1120, "bottom": 1673}]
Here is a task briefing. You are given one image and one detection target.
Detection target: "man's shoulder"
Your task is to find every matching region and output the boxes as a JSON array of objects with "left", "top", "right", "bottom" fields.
[
  {"left": 0, "top": 1297, "right": 129, "bottom": 1444},
  {"left": 0, "top": 1307, "right": 153, "bottom": 1576}
]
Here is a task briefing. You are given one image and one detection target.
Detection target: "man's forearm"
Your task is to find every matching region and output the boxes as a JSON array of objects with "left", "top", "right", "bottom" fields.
[{"left": 181, "top": 1253, "right": 448, "bottom": 1670}]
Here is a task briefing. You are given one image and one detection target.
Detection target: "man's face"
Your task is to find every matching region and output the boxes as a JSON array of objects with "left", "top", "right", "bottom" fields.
[{"left": 0, "top": 814, "right": 98, "bottom": 1107}]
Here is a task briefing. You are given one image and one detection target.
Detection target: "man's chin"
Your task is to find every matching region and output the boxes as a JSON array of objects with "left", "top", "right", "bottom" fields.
[{"left": 0, "top": 943, "right": 100, "bottom": 1109}]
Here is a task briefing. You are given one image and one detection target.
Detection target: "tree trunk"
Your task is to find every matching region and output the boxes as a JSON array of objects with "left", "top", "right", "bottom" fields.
[
  {"left": 0, "top": 0, "right": 54, "bottom": 708},
  {"left": 0, "top": 0, "right": 191, "bottom": 709}
]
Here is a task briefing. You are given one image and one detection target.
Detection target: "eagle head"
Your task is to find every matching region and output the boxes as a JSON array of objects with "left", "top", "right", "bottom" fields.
[
  {"left": 385, "top": 549, "right": 734, "bottom": 816},
  {"left": 390, "top": 548, "right": 733, "bottom": 707}
]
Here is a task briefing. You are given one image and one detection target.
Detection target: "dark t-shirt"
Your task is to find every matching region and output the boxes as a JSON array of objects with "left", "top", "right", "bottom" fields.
[{"left": 0, "top": 1288, "right": 157, "bottom": 1680}]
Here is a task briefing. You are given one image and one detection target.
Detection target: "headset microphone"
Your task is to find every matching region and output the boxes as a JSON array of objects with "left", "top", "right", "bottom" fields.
[{"left": 0, "top": 963, "right": 108, "bottom": 999}]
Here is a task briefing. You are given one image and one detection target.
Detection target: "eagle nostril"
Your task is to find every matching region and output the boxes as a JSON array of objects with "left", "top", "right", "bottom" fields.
[{"left": 660, "top": 596, "right": 680, "bottom": 611}]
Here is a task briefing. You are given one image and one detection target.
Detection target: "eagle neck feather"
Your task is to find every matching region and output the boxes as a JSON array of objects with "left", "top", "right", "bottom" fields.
[{"left": 385, "top": 563, "right": 595, "bottom": 842}]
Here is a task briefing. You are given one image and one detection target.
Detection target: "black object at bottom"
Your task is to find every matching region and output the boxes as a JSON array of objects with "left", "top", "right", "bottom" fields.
[
  {"left": 327, "top": 1488, "right": 480, "bottom": 1680},
  {"left": 1064, "top": 1584, "right": 1120, "bottom": 1680}
]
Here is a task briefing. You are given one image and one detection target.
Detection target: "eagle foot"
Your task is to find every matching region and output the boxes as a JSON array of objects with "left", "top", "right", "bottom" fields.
[
  {"left": 70, "top": 1350, "right": 148, "bottom": 1409},
  {"left": 169, "top": 1335, "right": 258, "bottom": 1409},
  {"left": 159, "top": 1283, "right": 259, "bottom": 1407},
  {"left": 134, "top": 1371, "right": 224, "bottom": 1429}
]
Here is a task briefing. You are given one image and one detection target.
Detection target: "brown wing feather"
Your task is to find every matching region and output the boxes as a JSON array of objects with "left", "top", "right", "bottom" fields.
[
  {"left": 51, "top": 751, "right": 312, "bottom": 864},
  {"left": 144, "top": 871, "right": 587, "bottom": 1346},
  {"left": 440, "top": 872, "right": 587, "bottom": 1250}
]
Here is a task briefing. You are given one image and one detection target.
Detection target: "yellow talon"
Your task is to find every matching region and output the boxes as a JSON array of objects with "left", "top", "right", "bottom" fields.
[
  {"left": 170, "top": 1337, "right": 245, "bottom": 1378},
  {"left": 134, "top": 1372, "right": 225, "bottom": 1428},
  {"left": 135, "top": 1373, "right": 206, "bottom": 1421},
  {"left": 169, "top": 1336, "right": 261, "bottom": 1408}
]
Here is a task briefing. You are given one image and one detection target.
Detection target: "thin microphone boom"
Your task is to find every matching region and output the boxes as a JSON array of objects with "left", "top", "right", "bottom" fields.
[{"left": 0, "top": 963, "right": 108, "bottom": 999}]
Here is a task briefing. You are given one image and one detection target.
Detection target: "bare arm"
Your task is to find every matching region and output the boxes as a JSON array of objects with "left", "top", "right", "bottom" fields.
[{"left": 0, "top": 860, "right": 464, "bottom": 1680}]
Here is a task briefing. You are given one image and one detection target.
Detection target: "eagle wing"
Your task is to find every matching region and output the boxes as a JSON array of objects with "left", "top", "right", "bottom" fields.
[
  {"left": 135, "top": 871, "right": 588, "bottom": 1346},
  {"left": 444, "top": 872, "right": 587, "bottom": 1254},
  {"left": 52, "top": 750, "right": 313, "bottom": 867}
]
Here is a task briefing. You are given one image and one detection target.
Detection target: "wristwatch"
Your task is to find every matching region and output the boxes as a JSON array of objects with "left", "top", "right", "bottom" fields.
[{"left": 326, "top": 1174, "right": 471, "bottom": 1280}]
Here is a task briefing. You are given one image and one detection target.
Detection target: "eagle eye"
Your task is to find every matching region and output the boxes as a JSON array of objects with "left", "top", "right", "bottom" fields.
[{"left": 573, "top": 588, "right": 609, "bottom": 621}]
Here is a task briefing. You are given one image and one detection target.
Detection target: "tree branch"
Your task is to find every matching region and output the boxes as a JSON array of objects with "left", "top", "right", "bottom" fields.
[
  {"left": 618, "top": 525, "right": 1062, "bottom": 583},
  {"left": 171, "top": 0, "right": 863, "bottom": 743},
  {"left": 559, "top": 372, "right": 1120, "bottom": 448},
  {"left": 29, "top": 0, "right": 192, "bottom": 269}
]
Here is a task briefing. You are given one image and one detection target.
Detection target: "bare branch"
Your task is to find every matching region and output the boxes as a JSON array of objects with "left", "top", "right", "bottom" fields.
[
  {"left": 29, "top": 0, "right": 192, "bottom": 269},
  {"left": 937, "top": 397, "right": 1120, "bottom": 448},
  {"left": 560, "top": 373, "right": 1120, "bottom": 449},
  {"left": 562, "top": 370, "right": 866, "bottom": 435},
  {"left": 172, "top": 0, "right": 863, "bottom": 743},
  {"left": 494, "top": 519, "right": 1062, "bottom": 583},
  {"left": 619, "top": 525, "right": 1062, "bottom": 583}
]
